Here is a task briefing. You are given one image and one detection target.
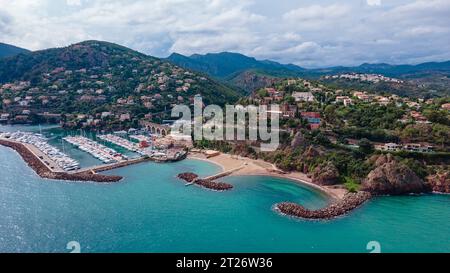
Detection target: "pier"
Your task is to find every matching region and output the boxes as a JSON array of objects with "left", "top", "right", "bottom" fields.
[
  {"left": 64, "top": 136, "right": 128, "bottom": 163},
  {"left": 71, "top": 156, "right": 152, "bottom": 174},
  {"left": 202, "top": 165, "right": 246, "bottom": 181},
  {"left": 97, "top": 134, "right": 141, "bottom": 153}
]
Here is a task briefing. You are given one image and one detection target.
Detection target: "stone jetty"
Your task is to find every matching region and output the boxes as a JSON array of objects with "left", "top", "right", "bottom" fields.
[
  {"left": 194, "top": 179, "right": 234, "bottom": 191},
  {"left": 275, "top": 191, "right": 372, "bottom": 220},
  {"left": 177, "top": 172, "right": 199, "bottom": 182},
  {"left": 177, "top": 172, "right": 233, "bottom": 191}
]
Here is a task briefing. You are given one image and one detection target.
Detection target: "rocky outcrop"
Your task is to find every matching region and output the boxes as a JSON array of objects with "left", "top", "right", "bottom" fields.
[
  {"left": 291, "top": 132, "right": 306, "bottom": 149},
  {"left": 194, "top": 179, "right": 234, "bottom": 191},
  {"left": 276, "top": 191, "right": 372, "bottom": 220},
  {"left": 302, "top": 146, "right": 321, "bottom": 160},
  {"left": 177, "top": 172, "right": 199, "bottom": 183},
  {"left": 0, "top": 139, "right": 122, "bottom": 183},
  {"left": 311, "top": 162, "right": 339, "bottom": 186},
  {"left": 230, "top": 71, "right": 279, "bottom": 93},
  {"left": 427, "top": 172, "right": 450, "bottom": 194},
  {"left": 361, "top": 154, "right": 429, "bottom": 195}
]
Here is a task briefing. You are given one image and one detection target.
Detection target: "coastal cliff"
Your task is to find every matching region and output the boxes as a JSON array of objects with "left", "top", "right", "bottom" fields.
[
  {"left": 427, "top": 172, "right": 450, "bottom": 194},
  {"left": 0, "top": 139, "right": 122, "bottom": 183},
  {"left": 274, "top": 154, "right": 446, "bottom": 220},
  {"left": 361, "top": 154, "right": 430, "bottom": 195}
]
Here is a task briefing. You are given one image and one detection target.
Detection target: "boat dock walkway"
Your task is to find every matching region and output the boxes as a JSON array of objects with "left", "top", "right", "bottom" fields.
[
  {"left": 202, "top": 165, "right": 246, "bottom": 181},
  {"left": 71, "top": 156, "right": 151, "bottom": 174}
]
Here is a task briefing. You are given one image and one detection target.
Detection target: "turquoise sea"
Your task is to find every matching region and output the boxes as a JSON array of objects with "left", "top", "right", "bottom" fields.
[{"left": 0, "top": 125, "right": 449, "bottom": 253}]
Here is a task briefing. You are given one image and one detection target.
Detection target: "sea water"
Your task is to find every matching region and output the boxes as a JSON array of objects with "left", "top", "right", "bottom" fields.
[{"left": 0, "top": 125, "right": 449, "bottom": 253}]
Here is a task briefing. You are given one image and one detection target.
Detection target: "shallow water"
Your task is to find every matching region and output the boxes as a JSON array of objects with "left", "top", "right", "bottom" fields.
[{"left": 0, "top": 125, "right": 449, "bottom": 253}]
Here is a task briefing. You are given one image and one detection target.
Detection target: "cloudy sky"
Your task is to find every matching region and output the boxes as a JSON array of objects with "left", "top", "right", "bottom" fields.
[{"left": 0, "top": 0, "right": 449, "bottom": 68}]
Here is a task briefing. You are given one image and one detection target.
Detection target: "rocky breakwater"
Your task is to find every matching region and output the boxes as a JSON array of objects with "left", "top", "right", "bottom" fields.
[
  {"left": 0, "top": 139, "right": 122, "bottom": 183},
  {"left": 177, "top": 172, "right": 233, "bottom": 191},
  {"left": 275, "top": 154, "right": 447, "bottom": 220},
  {"left": 177, "top": 172, "right": 198, "bottom": 183},
  {"left": 276, "top": 191, "right": 372, "bottom": 220},
  {"left": 427, "top": 171, "right": 450, "bottom": 194},
  {"left": 361, "top": 154, "right": 430, "bottom": 195}
]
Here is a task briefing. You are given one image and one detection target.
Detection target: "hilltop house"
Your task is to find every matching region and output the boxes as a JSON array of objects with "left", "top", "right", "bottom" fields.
[
  {"left": 378, "top": 143, "right": 434, "bottom": 153},
  {"left": 280, "top": 104, "right": 297, "bottom": 119},
  {"left": 335, "top": 96, "right": 353, "bottom": 106},
  {"left": 381, "top": 143, "right": 401, "bottom": 152},
  {"left": 403, "top": 143, "right": 434, "bottom": 153},
  {"left": 0, "top": 113, "right": 10, "bottom": 121},
  {"left": 376, "top": 96, "right": 391, "bottom": 106},
  {"left": 441, "top": 103, "right": 450, "bottom": 111},
  {"left": 301, "top": 112, "right": 322, "bottom": 130},
  {"left": 293, "top": 92, "right": 315, "bottom": 102},
  {"left": 101, "top": 112, "right": 112, "bottom": 118},
  {"left": 353, "top": 91, "right": 372, "bottom": 102},
  {"left": 119, "top": 113, "right": 131, "bottom": 122},
  {"left": 410, "top": 111, "right": 430, "bottom": 124}
]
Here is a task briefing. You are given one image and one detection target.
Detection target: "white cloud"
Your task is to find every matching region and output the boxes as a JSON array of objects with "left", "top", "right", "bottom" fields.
[
  {"left": 283, "top": 4, "right": 350, "bottom": 22},
  {"left": 0, "top": 0, "right": 449, "bottom": 67},
  {"left": 367, "top": 0, "right": 381, "bottom": 6},
  {"left": 66, "top": 0, "right": 82, "bottom": 6}
]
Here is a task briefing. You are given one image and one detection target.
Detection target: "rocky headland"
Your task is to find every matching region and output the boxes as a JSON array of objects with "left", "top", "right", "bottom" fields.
[
  {"left": 427, "top": 171, "right": 450, "bottom": 194},
  {"left": 275, "top": 154, "right": 448, "bottom": 220},
  {"left": 361, "top": 154, "right": 430, "bottom": 195}
]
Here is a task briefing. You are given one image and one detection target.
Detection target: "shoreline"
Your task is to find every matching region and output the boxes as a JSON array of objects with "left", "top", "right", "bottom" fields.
[
  {"left": 188, "top": 152, "right": 347, "bottom": 201},
  {"left": 187, "top": 151, "right": 376, "bottom": 220}
]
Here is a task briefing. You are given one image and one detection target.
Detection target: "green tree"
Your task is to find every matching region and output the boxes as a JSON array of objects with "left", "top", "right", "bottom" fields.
[{"left": 358, "top": 138, "right": 374, "bottom": 155}]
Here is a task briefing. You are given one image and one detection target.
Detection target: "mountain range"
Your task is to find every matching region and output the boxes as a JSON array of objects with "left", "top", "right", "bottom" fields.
[
  {"left": 168, "top": 52, "right": 450, "bottom": 93},
  {"left": 168, "top": 51, "right": 450, "bottom": 79},
  {"left": 0, "top": 41, "right": 242, "bottom": 127},
  {"left": 1, "top": 40, "right": 449, "bottom": 104},
  {"left": 0, "top": 43, "right": 29, "bottom": 59}
]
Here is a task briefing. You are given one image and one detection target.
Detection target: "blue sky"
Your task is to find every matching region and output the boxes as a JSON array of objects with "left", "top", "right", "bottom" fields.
[{"left": 0, "top": 0, "right": 449, "bottom": 68}]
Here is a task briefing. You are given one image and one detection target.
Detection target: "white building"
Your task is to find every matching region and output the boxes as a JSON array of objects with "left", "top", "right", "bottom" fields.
[{"left": 292, "top": 92, "right": 315, "bottom": 102}]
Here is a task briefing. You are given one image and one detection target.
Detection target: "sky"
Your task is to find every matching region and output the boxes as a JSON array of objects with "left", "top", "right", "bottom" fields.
[{"left": 0, "top": 0, "right": 449, "bottom": 68}]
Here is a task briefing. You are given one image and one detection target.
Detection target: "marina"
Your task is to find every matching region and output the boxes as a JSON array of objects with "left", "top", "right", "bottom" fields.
[
  {"left": 0, "top": 131, "right": 80, "bottom": 172},
  {"left": 97, "top": 134, "right": 147, "bottom": 156},
  {"left": 63, "top": 136, "right": 128, "bottom": 164},
  {"left": 129, "top": 134, "right": 153, "bottom": 144}
]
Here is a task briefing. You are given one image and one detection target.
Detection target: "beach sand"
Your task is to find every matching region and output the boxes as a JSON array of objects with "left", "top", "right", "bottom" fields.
[{"left": 188, "top": 152, "right": 347, "bottom": 200}]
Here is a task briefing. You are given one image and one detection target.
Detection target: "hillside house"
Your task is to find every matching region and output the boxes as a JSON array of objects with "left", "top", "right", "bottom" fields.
[{"left": 293, "top": 92, "right": 315, "bottom": 102}]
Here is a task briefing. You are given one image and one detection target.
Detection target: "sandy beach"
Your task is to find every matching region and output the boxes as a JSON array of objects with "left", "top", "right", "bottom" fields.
[{"left": 188, "top": 152, "right": 348, "bottom": 200}]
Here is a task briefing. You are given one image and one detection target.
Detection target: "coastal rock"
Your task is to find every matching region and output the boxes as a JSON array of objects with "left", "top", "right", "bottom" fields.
[
  {"left": 361, "top": 155, "right": 429, "bottom": 195},
  {"left": 276, "top": 191, "right": 372, "bottom": 220},
  {"left": 374, "top": 153, "right": 394, "bottom": 167},
  {"left": 302, "top": 146, "right": 321, "bottom": 160},
  {"left": 311, "top": 162, "right": 339, "bottom": 186},
  {"left": 177, "top": 172, "right": 233, "bottom": 191},
  {"left": 195, "top": 179, "right": 233, "bottom": 191},
  {"left": 177, "top": 172, "right": 199, "bottom": 183},
  {"left": 291, "top": 132, "right": 306, "bottom": 149},
  {"left": 427, "top": 172, "right": 450, "bottom": 194}
]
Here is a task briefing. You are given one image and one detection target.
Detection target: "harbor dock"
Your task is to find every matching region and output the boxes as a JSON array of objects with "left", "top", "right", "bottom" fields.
[{"left": 63, "top": 136, "right": 128, "bottom": 163}]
